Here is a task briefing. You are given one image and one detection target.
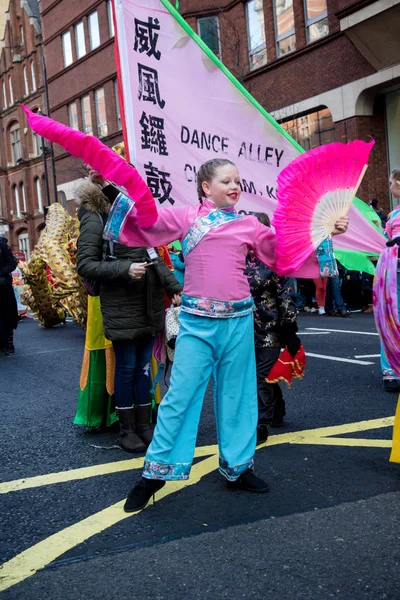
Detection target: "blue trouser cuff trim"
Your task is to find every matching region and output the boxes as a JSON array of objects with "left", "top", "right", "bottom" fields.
[
  {"left": 143, "top": 459, "right": 191, "bottom": 480},
  {"left": 219, "top": 457, "right": 254, "bottom": 482}
]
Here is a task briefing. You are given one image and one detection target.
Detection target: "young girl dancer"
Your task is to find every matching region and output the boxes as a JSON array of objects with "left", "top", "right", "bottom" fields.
[{"left": 103, "top": 158, "right": 349, "bottom": 512}]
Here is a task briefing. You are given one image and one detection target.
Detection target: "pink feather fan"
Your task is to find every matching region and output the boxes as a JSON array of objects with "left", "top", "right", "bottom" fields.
[
  {"left": 21, "top": 105, "right": 158, "bottom": 228},
  {"left": 272, "top": 140, "right": 374, "bottom": 275}
]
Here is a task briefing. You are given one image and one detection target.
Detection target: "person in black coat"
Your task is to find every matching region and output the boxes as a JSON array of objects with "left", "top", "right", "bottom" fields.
[
  {"left": 76, "top": 173, "right": 182, "bottom": 453},
  {"left": 0, "top": 237, "right": 18, "bottom": 355}
]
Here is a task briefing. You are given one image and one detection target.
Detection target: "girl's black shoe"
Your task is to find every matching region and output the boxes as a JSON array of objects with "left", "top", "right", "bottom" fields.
[
  {"left": 226, "top": 469, "right": 269, "bottom": 493},
  {"left": 124, "top": 478, "right": 166, "bottom": 512}
]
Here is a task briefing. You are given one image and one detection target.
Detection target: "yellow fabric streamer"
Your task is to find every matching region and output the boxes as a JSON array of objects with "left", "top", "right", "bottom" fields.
[{"left": 85, "top": 296, "right": 112, "bottom": 351}]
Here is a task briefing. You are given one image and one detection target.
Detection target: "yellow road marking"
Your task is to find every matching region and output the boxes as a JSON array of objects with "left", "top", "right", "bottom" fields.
[
  {"left": 0, "top": 416, "right": 395, "bottom": 592},
  {"left": 0, "top": 417, "right": 393, "bottom": 495},
  {"left": 0, "top": 455, "right": 218, "bottom": 593}
]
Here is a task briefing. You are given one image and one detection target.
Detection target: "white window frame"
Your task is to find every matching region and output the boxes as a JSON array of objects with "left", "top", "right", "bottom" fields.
[
  {"left": 88, "top": 11, "right": 100, "bottom": 51},
  {"left": 35, "top": 177, "right": 43, "bottom": 213},
  {"left": 9, "top": 76, "right": 14, "bottom": 105},
  {"left": 304, "top": 0, "right": 328, "bottom": 44},
  {"left": 31, "top": 61, "right": 37, "bottom": 91},
  {"left": 245, "top": 0, "right": 267, "bottom": 71},
  {"left": 81, "top": 94, "right": 93, "bottom": 134},
  {"left": 3, "top": 80, "right": 7, "bottom": 108},
  {"left": 68, "top": 101, "right": 79, "bottom": 130},
  {"left": 75, "top": 21, "right": 87, "bottom": 60},
  {"left": 10, "top": 126, "right": 22, "bottom": 163},
  {"left": 20, "top": 25, "right": 24, "bottom": 46},
  {"left": 273, "top": 0, "right": 296, "bottom": 57},
  {"left": 14, "top": 185, "right": 21, "bottom": 218},
  {"left": 21, "top": 183, "right": 27, "bottom": 213},
  {"left": 114, "top": 79, "right": 121, "bottom": 130},
  {"left": 32, "top": 130, "right": 41, "bottom": 156},
  {"left": 197, "top": 16, "right": 222, "bottom": 59},
  {"left": 18, "top": 233, "right": 30, "bottom": 260},
  {"left": 62, "top": 31, "right": 73, "bottom": 67},
  {"left": 94, "top": 87, "right": 108, "bottom": 137},
  {"left": 107, "top": 1, "right": 115, "bottom": 37},
  {"left": 23, "top": 66, "right": 29, "bottom": 96}
]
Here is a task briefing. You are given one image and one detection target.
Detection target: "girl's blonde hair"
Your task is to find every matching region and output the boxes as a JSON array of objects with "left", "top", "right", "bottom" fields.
[{"left": 197, "top": 159, "right": 237, "bottom": 202}]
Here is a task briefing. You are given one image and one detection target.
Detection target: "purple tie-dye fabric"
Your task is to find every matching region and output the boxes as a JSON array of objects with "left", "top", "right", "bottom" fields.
[{"left": 373, "top": 242, "right": 400, "bottom": 376}]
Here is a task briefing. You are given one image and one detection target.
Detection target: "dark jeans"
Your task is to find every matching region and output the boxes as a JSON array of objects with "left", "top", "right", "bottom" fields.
[
  {"left": 255, "top": 346, "right": 286, "bottom": 427},
  {"left": 326, "top": 276, "right": 345, "bottom": 312},
  {"left": 112, "top": 337, "right": 155, "bottom": 408}
]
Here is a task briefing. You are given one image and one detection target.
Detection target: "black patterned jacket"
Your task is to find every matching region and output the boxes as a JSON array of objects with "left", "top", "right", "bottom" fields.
[{"left": 245, "top": 255, "right": 298, "bottom": 348}]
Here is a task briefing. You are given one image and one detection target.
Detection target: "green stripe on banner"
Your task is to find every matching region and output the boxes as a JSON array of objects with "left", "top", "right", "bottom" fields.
[{"left": 335, "top": 249, "right": 377, "bottom": 275}]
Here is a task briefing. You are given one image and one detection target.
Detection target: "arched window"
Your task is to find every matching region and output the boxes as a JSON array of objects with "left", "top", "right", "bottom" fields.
[
  {"left": 13, "top": 184, "right": 21, "bottom": 218},
  {"left": 20, "top": 182, "right": 27, "bottom": 213},
  {"left": 35, "top": 177, "right": 43, "bottom": 213},
  {"left": 31, "top": 61, "right": 37, "bottom": 91},
  {"left": 10, "top": 123, "right": 22, "bottom": 163},
  {"left": 9, "top": 76, "right": 13, "bottom": 105},
  {"left": 58, "top": 190, "right": 68, "bottom": 210},
  {"left": 18, "top": 231, "right": 30, "bottom": 261},
  {"left": 2, "top": 80, "right": 7, "bottom": 108},
  {"left": 23, "top": 66, "right": 29, "bottom": 96}
]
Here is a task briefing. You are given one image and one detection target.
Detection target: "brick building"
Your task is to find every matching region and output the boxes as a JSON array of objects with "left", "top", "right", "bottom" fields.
[
  {"left": 182, "top": 0, "right": 400, "bottom": 211},
  {"left": 39, "top": 0, "right": 122, "bottom": 218},
  {"left": 1, "top": 0, "right": 398, "bottom": 255},
  {"left": 0, "top": 0, "right": 46, "bottom": 258}
]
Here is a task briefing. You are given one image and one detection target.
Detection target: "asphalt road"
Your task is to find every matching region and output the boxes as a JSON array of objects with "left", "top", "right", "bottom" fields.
[{"left": 1, "top": 312, "right": 399, "bottom": 599}]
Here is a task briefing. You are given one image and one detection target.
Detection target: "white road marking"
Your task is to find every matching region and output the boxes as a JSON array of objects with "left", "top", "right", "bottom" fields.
[
  {"left": 305, "top": 352, "right": 374, "bottom": 365},
  {"left": 306, "top": 328, "right": 379, "bottom": 336},
  {"left": 354, "top": 354, "right": 380, "bottom": 359},
  {"left": 298, "top": 331, "right": 330, "bottom": 335}
]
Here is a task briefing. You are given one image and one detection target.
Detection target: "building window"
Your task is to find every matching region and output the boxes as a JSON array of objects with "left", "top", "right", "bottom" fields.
[
  {"left": 281, "top": 108, "right": 335, "bottom": 151},
  {"left": 32, "top": 130, "right": 41, "bottom": 156},
  {"left": 58, "top": 190, "right": 68, "bottom": 210},
  {"left": 20, "top": 25, "right": 24, "bottom": 46},
  {"left": 9, "top": 76, "right": 14, "bottom": 105},
  {"left": 114, "top": 79, "right": 121, "bottom": 130},
  {"left": 62, "top": 31, "right": 73, "bottom": 67},
  {"left": 21, "top": 183, "right": 27, "bottom": 213},
  {"left": 23, "top": 66, "right": 29, "bottom": 96},
  {"left": 75, "top": 21, "right": 86, "bottom": 59},
  {"left": 197, "top": 16, "right": 221, "bottom": 59},
  {"left": 13, "top": 185, "right": 21, "bottom": 218},
  {"left": 107, "top": 1, "right": 115, "bottom": 37},
  {"left": 274, "top": 0, "right": 296, "bottom": 57},
  {"left": 95, "top": 88, "right": 107, "bottom": 137},
  {"left": 18, "top": 233, "right": 30, "bottom": 260},
  {"left": 305, "top": 0, "right": 328, "bottom": 42},
  {"left": 10, "top": 125, "right": 22, "bottom": 163},
  {"left": 35, "top": 177, "right": 43, "bottom": 213},
  {"left": 81, "top": 94, "right": 92, "bottom": 134},
  {"left": 31, "top": 61, "right": 37, "bottom": 91},
  {"left": 246, "top": 0, "right": 267, "bottom": 70},
  {"left": 68, "top": 102, "right": 79, "bottom": 130},
  {"left": 88, "top": 12, "right": 100, "bottom": 50},
  {"left": 3, "top": 80, "right": 7, "bottom": 108}
]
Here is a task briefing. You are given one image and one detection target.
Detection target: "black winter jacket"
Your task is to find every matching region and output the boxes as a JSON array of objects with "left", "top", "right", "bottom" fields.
[
  {"left": 0, "top": 237, "right": 17, "bottom": 285},
  {"left": 76, "top": 182, "right": 182, "bottom": 341}
]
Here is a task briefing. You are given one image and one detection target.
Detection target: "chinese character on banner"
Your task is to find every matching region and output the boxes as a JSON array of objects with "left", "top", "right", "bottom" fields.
[
  {"left": 134, "top": 17, "right": 161, "bottom": 60},
  {"left": 138, "top": 64, "right": 165, "bottom": 109},
  {"left": 139, "top": 111, "right": 168, "bottom": 156},
  {"left": 144, "top": 162, "right": 175, "bottom": 205}
]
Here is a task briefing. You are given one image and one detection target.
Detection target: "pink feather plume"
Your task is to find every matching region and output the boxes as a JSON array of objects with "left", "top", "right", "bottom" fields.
[{"left": 21, "top": 105, "right": 158, "bottom": 228}]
